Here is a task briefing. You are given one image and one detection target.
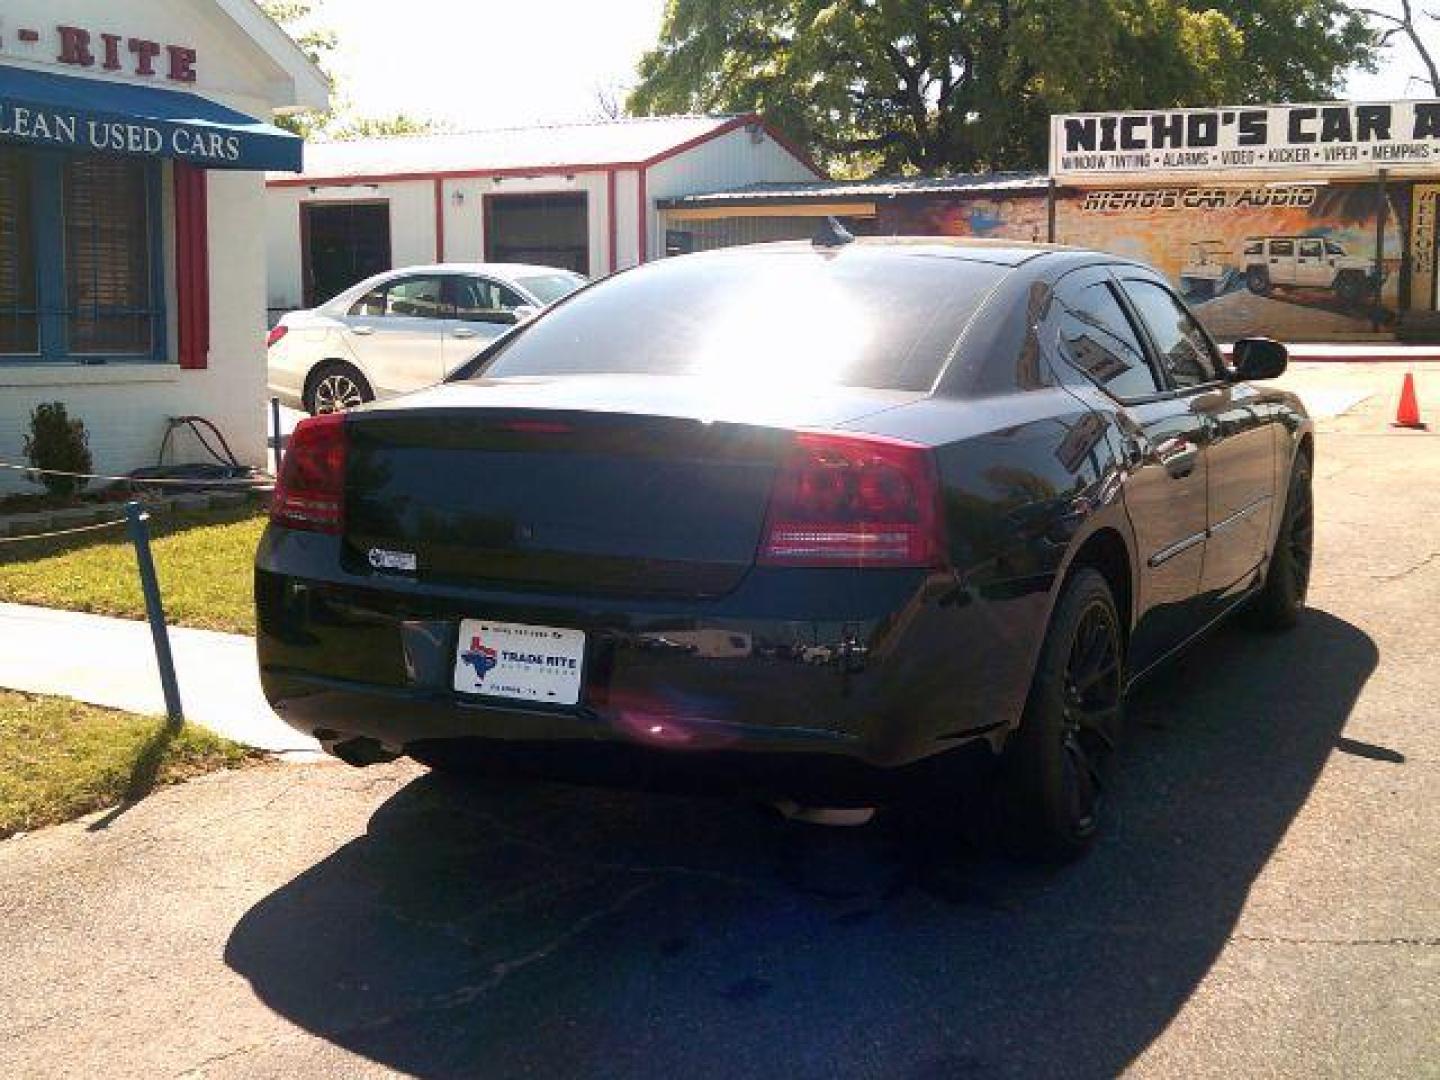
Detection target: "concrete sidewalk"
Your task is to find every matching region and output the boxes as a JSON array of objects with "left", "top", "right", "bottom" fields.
[{"left": 0, "top": 602, "right": 319, "bottom": 755}]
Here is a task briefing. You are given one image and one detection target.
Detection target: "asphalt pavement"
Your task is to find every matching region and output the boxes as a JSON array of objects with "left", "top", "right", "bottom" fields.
[{"left": 0, "top": 367, "right": 1436, "bottom": 1078}]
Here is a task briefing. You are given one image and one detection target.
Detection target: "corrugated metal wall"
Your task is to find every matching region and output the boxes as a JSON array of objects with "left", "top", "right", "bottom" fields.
[
  {"left": 645, "top": 127, "right": 822, "bottom": 259},
  {"left": 659, "top": 214, "right": 876, "bottom": 254}
]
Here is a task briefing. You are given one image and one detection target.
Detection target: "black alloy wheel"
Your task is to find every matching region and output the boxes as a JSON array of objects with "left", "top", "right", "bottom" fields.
[
  {"left": 1000, "top": 567, "right": 1124, "bottom": 861},
  {"left": 1247, "top": 452, "right": 1313, "bottom": 631}
]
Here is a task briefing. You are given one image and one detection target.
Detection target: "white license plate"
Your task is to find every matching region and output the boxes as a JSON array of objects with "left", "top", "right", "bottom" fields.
[{"left": 452, "top": 619, "right": 586, "bottom": 705}]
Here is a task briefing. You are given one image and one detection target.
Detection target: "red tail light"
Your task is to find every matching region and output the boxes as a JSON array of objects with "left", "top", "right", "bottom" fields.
[
  {"left": 266, "top": 324, "right": 288, "bottom": 349},
  {"left": 758, "top": 432, "right": 945, "bottom": 568},
  {"left": 271, "top": 413, "right": 346, "bottom": 533}
]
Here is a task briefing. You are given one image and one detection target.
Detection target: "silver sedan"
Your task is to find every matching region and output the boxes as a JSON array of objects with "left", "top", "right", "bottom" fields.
[{"left": 266, "top": 263, "right": 586, "bottom": 414}]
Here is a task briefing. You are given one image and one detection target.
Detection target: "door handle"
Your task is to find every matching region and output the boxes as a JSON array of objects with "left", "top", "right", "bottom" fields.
[
  {"left": 351, "top": 325, "right": 374, "bottom": 336},
  {"left": 452, "top": 327, "right": 478, "bottom": 339},
  {"left": 1156, "top": 436, "right": 1199, "bottom": 479}
]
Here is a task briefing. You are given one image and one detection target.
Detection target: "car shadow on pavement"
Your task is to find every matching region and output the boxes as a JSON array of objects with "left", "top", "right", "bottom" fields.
[{"left": 225, "top": 609, "right": 1376, "bottom": 1079}]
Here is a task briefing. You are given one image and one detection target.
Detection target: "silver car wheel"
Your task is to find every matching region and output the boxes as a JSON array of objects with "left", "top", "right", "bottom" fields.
[{"left": 313, "top": 372, "right": 365, "bottom": 413}]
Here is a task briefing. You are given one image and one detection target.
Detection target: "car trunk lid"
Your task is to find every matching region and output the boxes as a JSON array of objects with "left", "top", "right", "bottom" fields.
[{"left": 341, "top": 377, "right": 921, "bottom": 599}]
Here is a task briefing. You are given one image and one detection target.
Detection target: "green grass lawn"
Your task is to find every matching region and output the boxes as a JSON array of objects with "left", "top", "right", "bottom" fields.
[
  {"left": 0, "top": 690, "right": 260, "bottom": 839},
  {"left": 0, "top": 508, "right": 265, "bottom": 635}
]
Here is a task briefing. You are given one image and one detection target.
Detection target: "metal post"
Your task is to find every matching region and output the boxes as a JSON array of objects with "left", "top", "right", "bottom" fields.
[
  {"left": 1375, "top": 169, "right": 1389, "bottom": 333},
  {"left": 269, "top": 396, "right": 284, "bottom": 474},
  {"left": 1047, "top": 177, "right": 1057, "bottom": 243},
  {"left": 125, "top": 501, "right": 183, "bottom": 725}
]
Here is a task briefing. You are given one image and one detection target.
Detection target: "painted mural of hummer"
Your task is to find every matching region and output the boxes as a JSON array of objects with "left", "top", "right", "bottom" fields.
[{"left": 1242, "top": 236, "right": 1377, "bottom": 306}]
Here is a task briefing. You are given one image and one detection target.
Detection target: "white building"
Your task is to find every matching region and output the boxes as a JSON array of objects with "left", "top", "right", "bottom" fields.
[
  {"left": 264, "top": 114, "right": 821, "bottom": 314},
  {"left": 0, "top": 0, "right": 326, "bottom": 492}
]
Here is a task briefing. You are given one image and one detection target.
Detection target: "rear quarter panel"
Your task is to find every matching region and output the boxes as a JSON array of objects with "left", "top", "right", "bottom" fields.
[
  {"left": 268, "top": 314, "right": 358, "bottom": 404},
  {"left": 844, "top": 383, "right": 1133, "bottom": 746}
]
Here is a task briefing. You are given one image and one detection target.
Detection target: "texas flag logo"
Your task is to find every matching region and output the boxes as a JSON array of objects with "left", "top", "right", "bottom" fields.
[{"left": 460, "top": 635, "right": 499, "bottom": 684}]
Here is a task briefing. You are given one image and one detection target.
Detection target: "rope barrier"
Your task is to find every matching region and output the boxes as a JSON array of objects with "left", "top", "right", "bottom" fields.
[
  {"left": 0, "top": 460, "right": 274, "bottom": 487},
  {"left": 0, "top": 516, "right": 129, "bottom": 544},
  {"left": 0, "top": 473, "right": 269, "bottom": 546}
]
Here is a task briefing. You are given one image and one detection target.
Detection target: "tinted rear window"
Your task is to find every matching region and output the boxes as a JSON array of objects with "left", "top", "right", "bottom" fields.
[
  {"left": 515, "top": 272, "right": 586, "bottom": 305},
  {"left": 472, "top": 250, "right": 1007, "bottom": 392}
]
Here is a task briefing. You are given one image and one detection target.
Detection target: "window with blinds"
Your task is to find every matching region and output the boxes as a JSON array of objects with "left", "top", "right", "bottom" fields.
[
  {"left": 63, "top": 156, "right": 155, "bottom": 355},
  {"left": 0, "top": 149, "right": 38, "bottom": 355}
]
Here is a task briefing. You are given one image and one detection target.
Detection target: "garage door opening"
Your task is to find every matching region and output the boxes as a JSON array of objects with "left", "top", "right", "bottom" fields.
[
  {"left": 302, "top": 201, "right": 391, "bottom": 307},
  {"left": 485, "top": 193, "right": 588, "bottom": 274}
]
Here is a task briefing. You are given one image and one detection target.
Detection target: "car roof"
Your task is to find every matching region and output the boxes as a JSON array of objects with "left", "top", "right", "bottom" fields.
[
  {"left": 312, "top": 262, "right": 585, "bottom": 312},
  {"left": 376, "top": 262, "right": 584, "bottom": 278},
  {"left": 709, "top": 235, "right": 1073, "bottom": 268}
]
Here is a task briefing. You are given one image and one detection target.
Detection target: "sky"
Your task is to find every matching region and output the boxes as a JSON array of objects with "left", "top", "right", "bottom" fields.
[
  {"left": 308, "top": 0, "right": 1440, "bottom": 132},
  {"left": 313, "top": 0, "right": 668, "bottom": 128},
  {"left": 1346, "top": 0, "right": 1440, "bottom": 99}
]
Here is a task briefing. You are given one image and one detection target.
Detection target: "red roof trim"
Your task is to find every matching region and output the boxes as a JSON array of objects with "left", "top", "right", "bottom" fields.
[
  {"left": 637, "top": 167, "right": 648, "bottom": 264},
  {"left": 606, "top": 167, "right": 618, "bottom": 273},
  {"left": 753, "top": 119, "right": 825, "bottom": 179},
  {"left": 639, "top": 113, "right": 823, "bottom": 179},
  {"left": 638, "top": 114, "right": 750, "bottom": 168},
  {"left": 269, "top": 160, "right": 639, "bottom": 187}
]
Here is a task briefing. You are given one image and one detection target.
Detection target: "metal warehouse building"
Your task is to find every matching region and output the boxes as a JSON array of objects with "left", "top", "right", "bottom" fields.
[
  {"left": 657, "top": 173, "right": 1052, "bottom": 251},
  {"left": 264, "top": 113, "right": 820, "bottom": 315}
]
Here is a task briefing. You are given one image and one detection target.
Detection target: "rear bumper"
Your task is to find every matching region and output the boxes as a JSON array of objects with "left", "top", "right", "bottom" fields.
[
  {"left": 256, "top": 529, "right": 1050, "bottom": 791},
  {"left": 268, "top": 684, "right": 994, "bottom": 803}
]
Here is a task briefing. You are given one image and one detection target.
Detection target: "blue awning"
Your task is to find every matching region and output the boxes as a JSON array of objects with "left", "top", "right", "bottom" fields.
[{"left": 0, "top": 65, "right": 303, "bottom": 172}]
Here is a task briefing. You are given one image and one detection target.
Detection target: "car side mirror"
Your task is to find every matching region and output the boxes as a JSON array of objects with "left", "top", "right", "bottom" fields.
[
  {"left": 1230, "top": 336, "right": 1288, "bottom": 381},
  {"left": 512, "top": 304, "right": 539, "bottom": 323}
]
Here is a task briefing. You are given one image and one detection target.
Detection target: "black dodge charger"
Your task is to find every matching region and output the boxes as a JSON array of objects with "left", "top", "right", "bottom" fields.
[{"left": 257, "top": 235, "right": 1313, "bottom": 859}]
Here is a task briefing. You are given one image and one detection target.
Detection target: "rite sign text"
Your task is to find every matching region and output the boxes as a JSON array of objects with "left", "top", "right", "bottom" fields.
[
  {"left": 1, "top": 23, "right": 198, "bottom": 82},
  {"left": 0, "top": 23, "right": 241, "bottom": 163}
]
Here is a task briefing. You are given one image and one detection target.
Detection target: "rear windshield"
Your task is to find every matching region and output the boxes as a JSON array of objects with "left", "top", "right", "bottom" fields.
[
  {"left": 516, "top": 272, "right": 586, "bottom": 305},
  {"left": 472, "top": 250, "right": 1007, "bottom": 392}
]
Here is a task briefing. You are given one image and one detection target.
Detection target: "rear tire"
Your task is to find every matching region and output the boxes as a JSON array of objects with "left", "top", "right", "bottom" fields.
[
  {"left": 304, "top": 360, "right": 373, "bottom": 415},
  {"left": 1247, "top": 452, "right": 1313, "bottom": 631},
  {"left": 997, "top": 568, "right": 1125, "bottom": 862}
]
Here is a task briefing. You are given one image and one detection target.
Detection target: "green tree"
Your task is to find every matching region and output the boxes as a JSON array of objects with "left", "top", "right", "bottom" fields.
[
  {"left": 1359, "top": 1, "right": 1440, "bottom": 94},
  {"left": 261, "top": 1, "right": 448, "bottom": 141},
  {"left": 260, "top": 1, "right": 337, "bottom": 69},
  {"left": 630, "top": 0, "right": 1377, "bottom": 176}
]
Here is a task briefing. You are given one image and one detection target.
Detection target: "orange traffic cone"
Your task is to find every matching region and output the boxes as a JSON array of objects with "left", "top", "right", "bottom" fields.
[{"left": 1394, "top": 372, "right": 1426, "bottom": 430}]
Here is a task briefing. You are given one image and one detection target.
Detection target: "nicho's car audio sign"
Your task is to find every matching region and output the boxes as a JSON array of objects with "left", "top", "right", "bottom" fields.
[{"left": 1051, "top": 101, "right": 1440, "bottom": 181}]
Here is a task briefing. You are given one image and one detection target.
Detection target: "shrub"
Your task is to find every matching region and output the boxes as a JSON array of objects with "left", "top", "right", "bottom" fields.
[{"left": 22, "top": 402, "right": 92, "bottom": 498}]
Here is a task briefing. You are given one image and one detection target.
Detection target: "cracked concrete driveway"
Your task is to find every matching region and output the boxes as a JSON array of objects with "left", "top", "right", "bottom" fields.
[{"left": 1, "top": 368, "right": 1437, "bottom": 1079}]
